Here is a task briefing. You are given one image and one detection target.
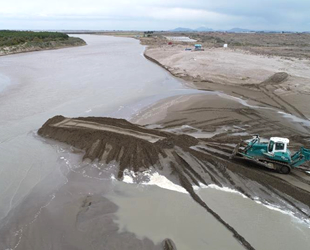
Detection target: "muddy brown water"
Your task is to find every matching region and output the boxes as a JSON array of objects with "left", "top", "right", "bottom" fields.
[
  {"left": 0, "top": 35, "right": 309, "bottom": 250},
  {"left": 0, "top": 34, "right": 199, "bottom": 220}
]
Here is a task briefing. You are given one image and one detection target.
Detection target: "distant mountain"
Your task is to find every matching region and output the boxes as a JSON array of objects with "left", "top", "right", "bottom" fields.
[
  {"left": 170, "top": 27, "right": 195, "bottom": 32},
  {"left": 227, "top": 28, "right": 253, "bottom": 33},
  {"left": 170, "top": 27, "right": 251, "bottom": 33},
  {"left": 195, "top": 27, "right": 213, "bottom": 32},
  {"left": 170, "top": 27, "right": 213, "bottom": 32},
  {"left": 169, "top": 27, "right": 300, "bottom": 33}
]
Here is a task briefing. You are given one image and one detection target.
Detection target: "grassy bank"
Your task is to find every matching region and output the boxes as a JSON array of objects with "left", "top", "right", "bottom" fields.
[{"left": 0, "top": 30, "right": 86, "bottom": 56}]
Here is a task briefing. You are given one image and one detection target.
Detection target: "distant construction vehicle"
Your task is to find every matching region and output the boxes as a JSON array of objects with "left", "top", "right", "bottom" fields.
[
  {"left": 194, "top": 44, "right": 204, "bottom": 51},
  {"left": 231, "top": 135, "right": 310, "bottom": 174}
]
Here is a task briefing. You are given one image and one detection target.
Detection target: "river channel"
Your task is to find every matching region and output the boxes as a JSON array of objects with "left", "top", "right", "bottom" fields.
[{"left": 0, "top": 35, "right": 309, "bottom": 250}]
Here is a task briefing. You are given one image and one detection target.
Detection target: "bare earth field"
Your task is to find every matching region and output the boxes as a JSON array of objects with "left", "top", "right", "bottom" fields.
[{"left": 145, "top": 41, "right": 310, "bottom": 118}]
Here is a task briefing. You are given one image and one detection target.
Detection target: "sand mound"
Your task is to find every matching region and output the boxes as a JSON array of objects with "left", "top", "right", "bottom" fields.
[
  {"left": 262, "top": 72, "right": 289, "bottom": 85},
  {"left": 38, "top": 115, "right": 198, "bottom": 179}
]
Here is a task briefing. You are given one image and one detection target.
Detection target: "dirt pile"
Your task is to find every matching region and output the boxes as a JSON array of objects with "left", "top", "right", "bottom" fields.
[
  {"left": 261, "top": 72, "right": 289, "bottom": 85},
  {"left": 38, "top": 115, "right": 198, "bottom": 179}
]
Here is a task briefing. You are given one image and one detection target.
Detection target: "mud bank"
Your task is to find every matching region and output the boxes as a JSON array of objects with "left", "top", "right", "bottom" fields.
[{"left": 39, "top": 115, "right": 310, "bottom": 249}]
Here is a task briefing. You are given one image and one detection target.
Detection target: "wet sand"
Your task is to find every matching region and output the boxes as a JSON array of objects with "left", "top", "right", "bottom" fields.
[
  {"left": 145, "top": 45, "right": 310, "bottom": 119},
  {"left": 132, "top": 83, "right": 310, "bottom": 205},
  {"left": 36, "top": 108, "right": 310, "bottom": 249}
]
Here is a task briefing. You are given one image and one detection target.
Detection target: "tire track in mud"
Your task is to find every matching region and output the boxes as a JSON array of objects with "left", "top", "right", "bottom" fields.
[
  {"left": 255, "top": 73, "right": 310, "bottom": 136},
  {"left": 231, "top": 91, "right": 281, "bottom": 109},
  {"left": 259, "top": 85, "right": 310, "bottom": 134},
  {"left": 266, "top": 186, "right": 310, "bottom": 219},
  {"left": 195, "top": 143, "right": 310, "bottom": 215},
  {"left": 159, "top": 102, "right": 308, "bottom": 140},
  {"left": 158, "top": 118, "right": 188, "bottom": 127},
  {"left": 260, "top": 85, "right": 300, "bottom": 116},
  {"left": 290, "top": 172, "right": 310, "bottom": 186},
  {"left": 169, "top": 161, "right": 256, "bottom": 250},
  {"left": 189, "top": 117, "right": 230, "bottom": 126},
  {"left": 161, "top": 117, "right": 230, "bottom": 129}
]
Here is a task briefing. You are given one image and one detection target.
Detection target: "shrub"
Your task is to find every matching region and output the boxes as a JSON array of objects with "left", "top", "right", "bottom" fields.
[{"left": 0, "top": 30, "right": 69, "bottom": 47}]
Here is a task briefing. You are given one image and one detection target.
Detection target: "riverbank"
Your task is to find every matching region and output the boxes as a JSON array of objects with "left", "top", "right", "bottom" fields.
[
  {"left": 144, "top": 45, "right": 310, "bottom": 119},
  {"left": 0, "top": 32, "right": 86, "bottom": 56}
]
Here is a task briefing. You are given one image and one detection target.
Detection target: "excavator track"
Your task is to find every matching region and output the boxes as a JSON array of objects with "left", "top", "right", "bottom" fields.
[
  {"left": 233, "top": 153, "right": 291, "bottom": 174},
  {"left": 197, "top": 141, "right": 308, "bottom": 175},
  {"left": 231, "top": 143, "right": 292, "bottom": 174}
]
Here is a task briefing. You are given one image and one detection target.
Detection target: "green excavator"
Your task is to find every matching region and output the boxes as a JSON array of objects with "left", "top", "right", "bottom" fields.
[{"left": 231, "top": 135, "right": 310, "bottom": 174}]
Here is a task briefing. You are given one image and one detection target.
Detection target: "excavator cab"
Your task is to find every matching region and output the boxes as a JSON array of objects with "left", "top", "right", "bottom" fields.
[
  {"left": 264, "top": 137, "right": 291, "bottom": 165},
  {"left": 267, "top": 137, "right": 289, "bottom": 155}
]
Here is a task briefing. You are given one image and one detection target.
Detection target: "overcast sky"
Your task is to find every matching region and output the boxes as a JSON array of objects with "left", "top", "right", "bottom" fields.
[{"left": 0, "top": 0, "right": 309, "bottom": 31}]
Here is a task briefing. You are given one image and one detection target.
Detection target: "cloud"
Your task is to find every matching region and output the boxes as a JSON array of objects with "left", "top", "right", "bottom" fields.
[
  {"left": 0, "top": 0, "right": 309, "bottom": 31},
  {"left": 147, "top": 8, "right": 227, "bottom": 21}
]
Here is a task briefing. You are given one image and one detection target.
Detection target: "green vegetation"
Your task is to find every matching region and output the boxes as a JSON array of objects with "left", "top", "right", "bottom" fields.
[
  {"left": 0, "top": 30, "right": 86, "bottom": 55},
  {"left": 0, "top": 30, "right": 69, "bottom": 47}
]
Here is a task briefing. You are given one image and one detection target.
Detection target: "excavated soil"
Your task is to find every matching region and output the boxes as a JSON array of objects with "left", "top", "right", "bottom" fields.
[
  {"left": 39, "top": 114, "right": 310, "bottom": 250},
  {"left": 38, "top": 116, "right": 198, "bottom": 179}
]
